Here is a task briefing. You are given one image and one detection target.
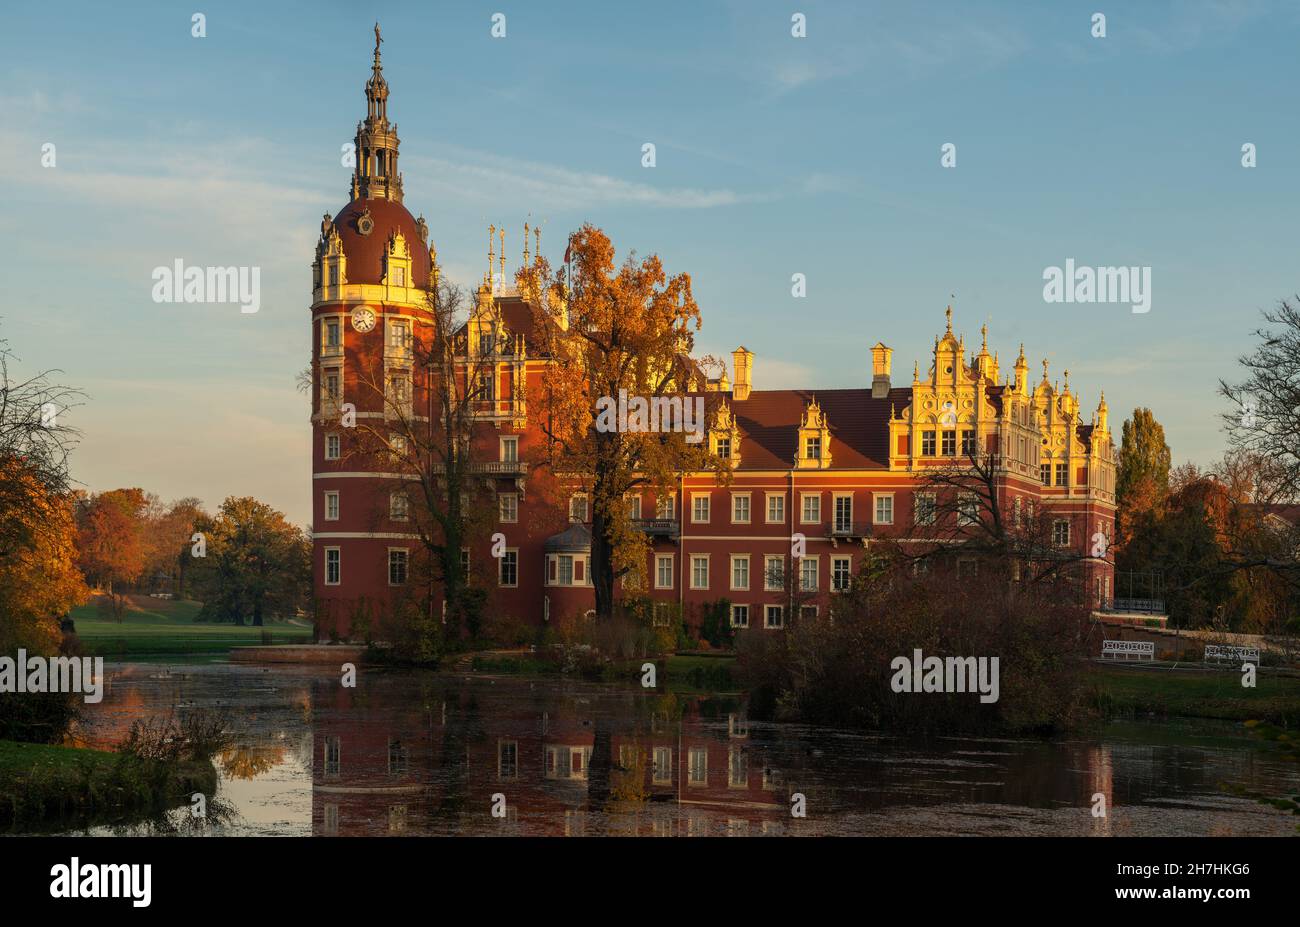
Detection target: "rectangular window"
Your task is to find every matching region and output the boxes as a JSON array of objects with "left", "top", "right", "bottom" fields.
[
  {"left": 328, "top": 265, "right": 339, "bottom": 286},
  {"left": 498, "top": 740, "right": 518, "bottom": 780},
  {"left": 325, "top": 548, "right": 341, "bottom": 585},
  {"left": 324, "top": 369, "right": 341, "bottom": 401},
  {"left": 1053, "top": 520, "right": 1071, "bottom": 546},
  {"left": 764, "top": 555, "right": 784, "bottom": 591},
  {"left": 499, "top": 493, "right": 518, "bottom": 523},
  {"left": 1055, "top": 462, "right": 1068, "bottom": 487},
  {"left": 690, "top": 555, "right": 710, "bottom": 590},
  {"left": 569, "top": 494, "right": 588, "bottom": 522},
  {"left": 627, "top": 494, "right": 642, "bottom": 519},
  {"left": 716, "top": 436, "right": 731, "bottom": 459},
  {"left": 324, "top": 320, "right": 340, "bottom": 349},
  {"left": 388, "top": 549, "right": 408, "bottom": 586},
  {"left": 325, "top": 433, "right": 341, "bottom": 460},
  {"left": 831, "top": 556, "right": 851, "bottom": 592},
  {"left": 324, "top": 491, "right": 339, "bottom": 521},
  {"left": 914, "top": 492, "right": 936, "bottom": 526},
  {"left": 801, "top": 493, "right": 821, "bottom": 524},
  {"left": 558, "top": 555, "right": 574, "bottom": 586},
  {"left": 692, "top": 494, "right": 710, "bottom": 524},
  {"left": 688, "top": 748, "right": 708, "bottom": 786},
  {"left": 730, "top": 604, "right": 749, "bottom": 628},
  {"left": 958, "top": 493, "right": 978, "bottom": 526},
  {"left": 833, "top": 494, "right": 853, "bottom": 533},
  {"left": 460, "top": 547, "right": 470, "bottom": 577},
  {"left": 765, "top": 605, "right": 784, "bottom": 629},
  {"left": 921, "top": 430, "right": 936, "bottom": 456},
  {"left": 961, "top": 430, "right": 976, "bottom": 456},
  {"left": 324, "top": 736, "right": 341, "bottom": 776},
  {"left": 805, "top": 436, "right": 821, "bottom": 460},
  {"left": 728, "top": 747, "right": 749, "bottom": 787},
  {"left": 500, "top": 436, "right": 518, "bottom": 462},
  {"left": 874, "top": 494, "right": 894, "bottom": 525},
  {"left": 1040, "top": 463, "right": 1052, "bottom": 485},
  {"left": 941, "top": 430, "right": 957, "bottom": 456},
  {"left": 766, "top": 494, "right": 785, "bottom": 524},
  {"left": 800, "top": 556, "right": 818, "bottom": 592},
  {"left": 652, "top": 747, "right": 672, "bottom": 785},
  {"left": 388, "top": 319, "right": 410, "bottom": 349},
  {"left": 1013, "top": 496, "right": 1023, "bottom": 526},
  {"left": 730, "top": 554, "right": 749, "bottom": 591},
  {"left": 390, "top": 492, "right": 408, "bottom": 521},
  {"left": 732, "top": 493, "right": 750, "bottom": 524},
  {"left": 655, "top": 555, "right": 673, "bottom": 589},
  {"left": 389, "top": 433, "right": 406, "bottom": 459},
  {"left": 499, "top": 550, "right": 518, "bottom": 587},
  {"left": 656, "top": 493, "right": 675, "bottom": 519}
]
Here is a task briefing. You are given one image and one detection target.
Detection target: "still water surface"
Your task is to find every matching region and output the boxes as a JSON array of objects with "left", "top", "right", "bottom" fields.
[{"left": 62, "top": 660, "right": 1299, "bottom": 836}]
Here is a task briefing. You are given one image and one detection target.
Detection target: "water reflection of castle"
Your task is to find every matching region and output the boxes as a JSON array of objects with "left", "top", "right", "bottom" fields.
[{"left": 310, "top": 674, "right": 801, "bottom": 837}]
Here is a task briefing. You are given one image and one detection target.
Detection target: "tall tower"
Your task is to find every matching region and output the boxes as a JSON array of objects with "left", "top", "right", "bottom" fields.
[{"left": 310, "top": 26, "right": 431, "bottom": 641}]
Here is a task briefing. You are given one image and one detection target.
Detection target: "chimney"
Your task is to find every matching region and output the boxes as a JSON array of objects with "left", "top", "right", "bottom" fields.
[
  {"left": 871, "top": 342, "right": 893, "bottom": 399},
  {"left": 731, "top": 347, "right": 753, "bottom": 401}
]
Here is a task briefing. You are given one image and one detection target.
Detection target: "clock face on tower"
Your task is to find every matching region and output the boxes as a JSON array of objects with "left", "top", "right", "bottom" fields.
[{"left": 351, "top": 306, "right": 376, "bottom": 333}]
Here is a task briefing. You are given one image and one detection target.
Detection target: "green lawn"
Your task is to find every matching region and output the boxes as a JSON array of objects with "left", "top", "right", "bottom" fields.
[
  {"left": 70, "top": 596, "right": 311, "bottom": 656},
  {"left": 1091, "top": 664, "right": 1300, "bottom": 724}
]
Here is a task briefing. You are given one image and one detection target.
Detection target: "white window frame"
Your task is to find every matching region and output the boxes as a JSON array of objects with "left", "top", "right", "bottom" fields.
[
  {"left": 799, "top": 555, "right": 818, "bottom": 592},
  {"left": 499, "top": 549, "right": 518, "bottom": 587},
  {"left": 731, "top": 492, "right": 751, "bottom": 524},
  {"left": 764, "top": 605, "right": 784, "bottom": 629},
  {"left": 390, "top": 491, "right": 409, "bottom": 522},
  {"left": 387, "top": 547, "right": 408, "bottom": 586},
  {"left": 498, "top": 492, "right": 518, "bottom": 523},
  {"left": 801, "top": 492, "right": 821, "bottom": 524},
  {"left": 325, "top": 433, "right": 341, "bottom": 460},
  {"left": 691, "top": 493, "right": 711, "bottom": 524},
  {"left": 766, "top": 493, "right": 785, "bottom": 524},
  {"left": 764, "top": 555, "right": 785, "bottom": 592},
  {"left": 874, "top": 493, "right": 894, "bottom": 525},
  {"left": 730, "top": 554, "right": 750, "bottom": 592},
  {"left": 690, "top": 554, "right": 710, "bottom": 590},
  {"left": 831, "top": 555, "right": 851, "bottom": 592},
  {"left": 914, "top": 492, "right": 936, "bottom": 526},
  {"left": 730, "top": 604, "right": 750, "bottom": 629},
  {"left": 499, "top": 436, "right": 519, "bottom": 463},
  {"left": 324, "top": 490, "right": 340, "bottom": 521},
  {"left": 325, "top": 547, "right": 341, "bottom": 586},
  {"left": 655, "top": 554, "right": 674, "bottom": 590}
]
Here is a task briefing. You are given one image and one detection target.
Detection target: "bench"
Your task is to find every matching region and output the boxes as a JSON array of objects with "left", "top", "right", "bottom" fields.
[
  {"left": 1101, "top": 640, "right": 1155, "bottom": 661},
  {"left": 1204, "top": 644, "right": 1260, "bottom": 666}
]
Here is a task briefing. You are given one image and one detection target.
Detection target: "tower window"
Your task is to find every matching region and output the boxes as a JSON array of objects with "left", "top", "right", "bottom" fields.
[
  {"left": 921, "top": 430, "right": 936, "bottom": 455},
  {"left": 388, "top": 549, "right": 408, "bottom": 586},
  {"left": 325, "top": 548, "right": 341, "bottom": 585}
]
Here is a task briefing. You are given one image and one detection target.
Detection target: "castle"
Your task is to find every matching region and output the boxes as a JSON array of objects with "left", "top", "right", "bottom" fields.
[{"left": 309, "top": 30, "right": 1117, "bottom": 640}]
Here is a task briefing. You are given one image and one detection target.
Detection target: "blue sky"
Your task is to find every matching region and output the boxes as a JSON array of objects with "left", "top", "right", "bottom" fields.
[{"left": 1, "top": 0, "right": 1296, "bottom": 526}]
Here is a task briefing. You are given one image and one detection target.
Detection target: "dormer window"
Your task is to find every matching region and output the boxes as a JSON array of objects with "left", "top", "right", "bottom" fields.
[
  {"left": 716, "top": 437, "right": 730, "bottom": 459},
  {"left": 805, "top": 436, "right": 821, "bottom": 460}
]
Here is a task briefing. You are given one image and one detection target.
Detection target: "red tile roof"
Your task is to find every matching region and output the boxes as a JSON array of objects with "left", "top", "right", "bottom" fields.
[{"left": 730, "top": 387, "right": 913, "bottom": 470}]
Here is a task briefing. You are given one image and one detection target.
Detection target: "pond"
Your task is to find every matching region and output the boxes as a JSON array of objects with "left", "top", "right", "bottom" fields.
[{"left": 55, "top": 660, "right": 1300, "bottom": 836}]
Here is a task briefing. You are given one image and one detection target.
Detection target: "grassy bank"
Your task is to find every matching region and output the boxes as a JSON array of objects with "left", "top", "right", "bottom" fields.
[
  {"left": 1090, "top": 664, "right": 1300, "bottom": 724},
  {"left": 0, "top": 739, "right": 216, "bottom": 830},
  {"left": 70, "top": 596, "right": 312, "bottom": 656}
]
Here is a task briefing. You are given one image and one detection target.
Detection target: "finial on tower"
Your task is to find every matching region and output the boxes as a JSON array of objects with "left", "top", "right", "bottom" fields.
[
  {"left": 498, "top": 227, "right": 505, "bottom": 292},
  {"left": 523, "top": 222, "right": 531, "bottom": 267},
  {"left": 487, "top": 224, "right": 496, "bottom": 288},
  {"left": 945, "top": 305, "right": 953, "bottom": 333},
  {"left": 981, "top": 323, "right": 988, "bottom": 351}
]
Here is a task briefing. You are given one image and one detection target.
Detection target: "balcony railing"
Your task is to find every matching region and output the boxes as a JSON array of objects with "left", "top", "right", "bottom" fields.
[
  {"left": 830, "top": 522, "right": 873, "bottom": 538},
  {"left": 633, "top": 518, "right": 679, "bottom": 539},
  {"left": 429, "top": 460, "right": 526, "bottom": 475},
  {"left": 1100, "top": 597, "right": 1166, "bottom": 615}
]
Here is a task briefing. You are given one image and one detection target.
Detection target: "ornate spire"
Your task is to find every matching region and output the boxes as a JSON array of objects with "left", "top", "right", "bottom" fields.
[
  {"left": 945, "top": 305, "right": 953, "bottom": 333},
  {"left": 351, "top": 23, "right": 403, "bottom": 202}
]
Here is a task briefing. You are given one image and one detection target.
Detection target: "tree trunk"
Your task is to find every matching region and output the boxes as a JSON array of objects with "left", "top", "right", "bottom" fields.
[{"left": 591, "top": 507, "right": 615, "bottom": 620}]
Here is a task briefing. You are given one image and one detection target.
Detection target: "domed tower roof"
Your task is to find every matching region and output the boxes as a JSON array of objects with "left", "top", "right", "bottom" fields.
[{"left": 321, "top": 24, "right": 432, "bottom": 289}]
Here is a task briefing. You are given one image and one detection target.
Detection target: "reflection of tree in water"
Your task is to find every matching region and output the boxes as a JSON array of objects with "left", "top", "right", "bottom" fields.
[
  {"left": 430, "top": 683, "right": 486, "bottom": 822},
  {"left": 104, "top": 793, "right": 240, "bottom": 836},
  {"left": 219, "top": 743, "right": 285, "bottom": 780}
]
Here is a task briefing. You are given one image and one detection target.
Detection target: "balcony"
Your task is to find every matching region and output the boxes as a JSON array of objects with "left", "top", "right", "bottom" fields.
[
  {"left": 430, "top": 460, "right": 527, "bottom": 475},
  {"left": 633, "top": 518, "right": 679, "bottom": 540},
  {"left": 830, "top": 522, "right": 873, "bottom": 540}
]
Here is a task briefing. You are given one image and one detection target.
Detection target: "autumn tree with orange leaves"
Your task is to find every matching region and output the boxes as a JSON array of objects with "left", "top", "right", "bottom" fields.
[{"left": 516, "top": 225, "right": 725, "bottom": 620}]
